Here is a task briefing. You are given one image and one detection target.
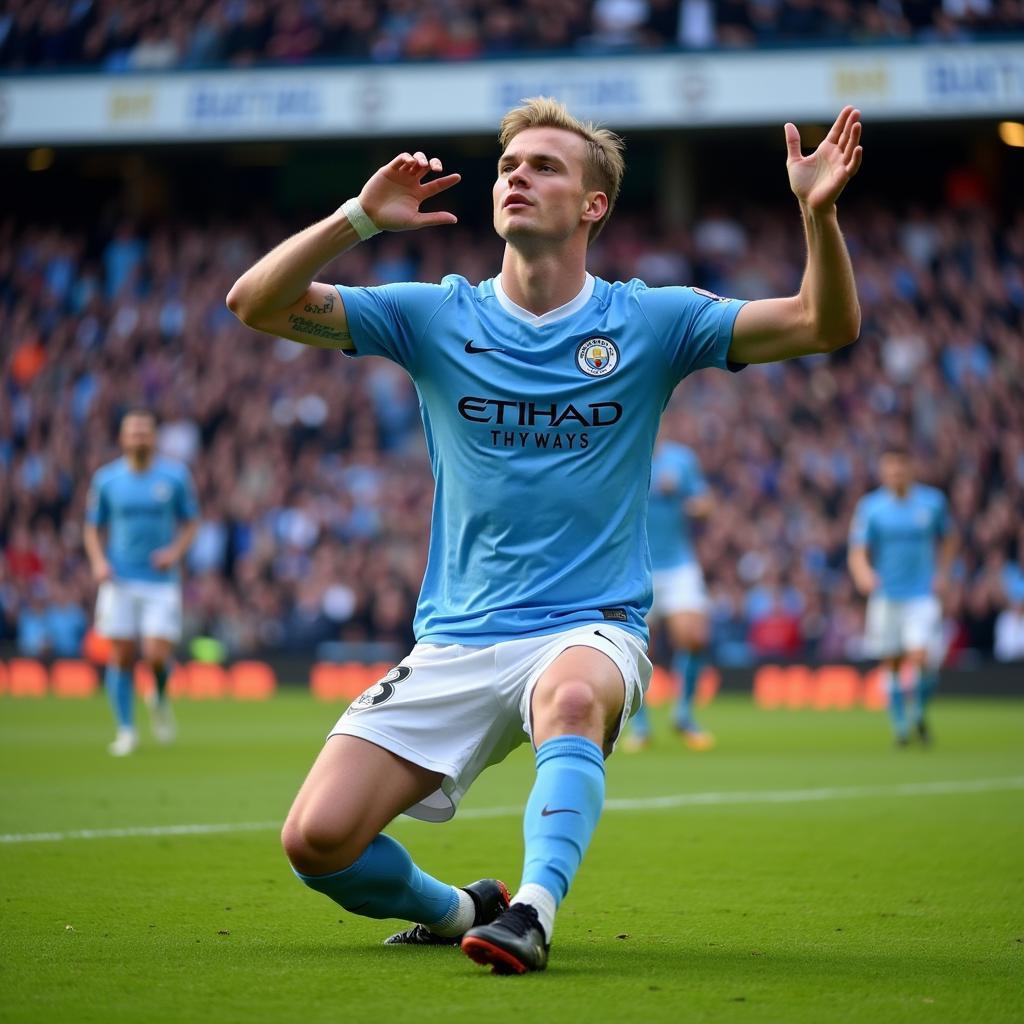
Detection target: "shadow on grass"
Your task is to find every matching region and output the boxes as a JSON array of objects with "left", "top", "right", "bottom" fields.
[{"left": 546, "top": 938, "right": 1009, "bottom": 982}]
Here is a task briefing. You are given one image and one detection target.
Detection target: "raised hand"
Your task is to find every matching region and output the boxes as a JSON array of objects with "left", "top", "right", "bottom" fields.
[
  {"left": 358, "top": 152, "right": 461, "bottom": 232},
  {"left": 785, "top": 106, "right": 863, "bottom": 212}
]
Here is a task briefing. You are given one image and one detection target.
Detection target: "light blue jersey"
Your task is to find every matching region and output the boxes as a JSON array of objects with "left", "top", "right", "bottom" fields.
[
  {"left": 849, "top": 484, "right": 950, "bottom": 600},
  {"left": 86, "top": 456, "right": 198, "bottom": 583},
  {"left": 647, "top": 442, "right": 707, "bottom": 571},
  {"left": 337, "top": 273, "right": 745, "bottom": 645}
]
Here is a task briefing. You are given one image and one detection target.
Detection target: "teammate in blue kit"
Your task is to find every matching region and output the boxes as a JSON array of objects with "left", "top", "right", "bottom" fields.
[
  {"left": 84, "top": 409, "right": 199, "bottom": 756},
  {"left": 848, "top": 447, "right": 955, "bottom": 747},
  {"left": 627, "top": 430, "right": 715, "bottom": 751},
  {"left": 228, "top": 98, "right": 862, "bottom": 973}
]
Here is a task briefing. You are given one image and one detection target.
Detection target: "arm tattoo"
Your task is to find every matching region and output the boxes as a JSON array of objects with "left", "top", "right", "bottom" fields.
[
  {"left": 304, "top": 293, "right": 335, "bottom": 315},
  {"left": 287, "top": 314, "right": 351, "bottom": 343}
]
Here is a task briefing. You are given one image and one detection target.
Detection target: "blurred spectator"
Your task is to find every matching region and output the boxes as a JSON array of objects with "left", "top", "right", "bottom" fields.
[
  {"left": 45, "top": 582, "right": 90, "bottom": 657},
  {"left": 17, "top": 584, "right": 52, "bottom": 657},
  {"left": 994, "top": 601, "right": 1024, "bottom": 661},
  {"left": 2, "top": 0, "right": 1022, "bottom": 70},
  {"left": 0, "top": 196, "right": 1021, "bottom": 664}
]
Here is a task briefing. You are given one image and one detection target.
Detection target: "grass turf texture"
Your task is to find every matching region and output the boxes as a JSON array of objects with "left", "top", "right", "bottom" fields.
[{"left": 1, "top": 695, "right": 1021, "bottom": 1024}]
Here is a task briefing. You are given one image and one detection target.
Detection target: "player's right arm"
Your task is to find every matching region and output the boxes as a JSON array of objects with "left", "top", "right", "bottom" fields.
[
  {"left": 847, "top": 544, "right": 878, "bottom": 597},
  {"left": 226, "top": 153, "right": 460, "bottom": 348},
  {"left": 83, "top": 523, "right": 111, "bottom": 584},
  {"left": 83, "top": 474, "right": 111, "bottom": 583},
  {"left": 847, "top": 498, "right": 878, "bottom": 596}
]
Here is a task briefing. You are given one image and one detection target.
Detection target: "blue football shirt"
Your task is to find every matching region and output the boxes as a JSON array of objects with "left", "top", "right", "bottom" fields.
[
  {"left": 337, "top": 274, "right": 745, "bottom": 645},
  {"left": 647, "top": 442, "right": 707, "bottom": 571},
  {"left": 86, "top": 456, "right": 199, "bottom": 583},
  {"left": 849, "top": 484, "right": 950, "bottom": 600}
]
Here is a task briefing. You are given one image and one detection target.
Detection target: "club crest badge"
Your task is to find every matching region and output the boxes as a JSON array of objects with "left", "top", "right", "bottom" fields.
[{"left": 576, "top": 337, "right": 619, "bottom": 378}]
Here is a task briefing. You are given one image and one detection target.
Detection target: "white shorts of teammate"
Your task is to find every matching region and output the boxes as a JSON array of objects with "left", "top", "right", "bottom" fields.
[
  {"left": 95, "top": 579, "right": 183, "bottom": 643},
  {"left": 649, "top": 562, "right": 709, "bottom": 618},
  {"left": 329, "top": 623, "right": 652, "bottom": 824},
  {"left": 865, "top": 594, "right": 941, "bottom": 661}
]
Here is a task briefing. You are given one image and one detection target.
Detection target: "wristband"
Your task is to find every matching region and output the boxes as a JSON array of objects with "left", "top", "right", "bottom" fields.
[{"left": 340, "top": 197, "right": 381, "bottom": 240}]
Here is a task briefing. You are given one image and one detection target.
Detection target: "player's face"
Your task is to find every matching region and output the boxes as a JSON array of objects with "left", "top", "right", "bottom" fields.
[
  {"left": 120, "top": 414, "right": 156, "bottom": 460},
  {"left": 879, "top": 453, "right": 912, "bottom": 492},
  {"left": 493, "top": 127, "right": 604, "bottom": 245}
]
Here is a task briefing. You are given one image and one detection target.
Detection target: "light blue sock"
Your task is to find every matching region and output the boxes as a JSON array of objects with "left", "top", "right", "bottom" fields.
[
  {"left": 884, "top": 669, "right": 907, "bottom": 740},
  {"left": 630, "top": 702, "right": 651, "bottom": 738},
  {"left": 105, "top": 665, "right": 134, "bottom": 729},
  {"left": 673, "top": 650, "right": 704, "bottom": 731},
  {"left": 520, "top": 736, "right": 605, "bottom": 905},
  {"left": 294, "top": 833, "right": 460, "bottom": 928}
]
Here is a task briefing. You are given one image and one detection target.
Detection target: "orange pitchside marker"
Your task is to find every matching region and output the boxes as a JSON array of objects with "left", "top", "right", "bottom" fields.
[
  {"left": 7, "top": 659, "right": 47, "bottom": 698},
  {"left": 754, "top": 665, "right": 886, "bottom": 711},
  {"left": 229, "top": 661, "right": 277, "bottom": 701},
  {"left": 50, "top": 659, "right": 99, "bottom": 698}
]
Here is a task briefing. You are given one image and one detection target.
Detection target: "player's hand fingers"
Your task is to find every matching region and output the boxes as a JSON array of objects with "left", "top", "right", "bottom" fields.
[
  {"left": 844, "top": 120, "right": 862, "bottom": 159},
  {"left": 414, "top": 211, "right": 458, "bottom": 229},
  {"left": 429, "top": 157, "right": 443, "bottom": 173},
  {"left": 392, "top": 153, "right": 419, "bottom": 176},
  {"left": 784, "top": 123, "right": 802, "bottom": 162},
  {"left": 846, "top": 145, "right": 863, "bottom": 178},
  {"left": 826, "top": 105, "right": 853, "bottom": 144},
  {"left": 420, "top": 172, "right": 461, "bottom": 199},
  {"left": 413, "top": 151, "right": 428, "bottom": 166},
  {"left": 839, "top": 113, "right": 860, "bottom": 154}
]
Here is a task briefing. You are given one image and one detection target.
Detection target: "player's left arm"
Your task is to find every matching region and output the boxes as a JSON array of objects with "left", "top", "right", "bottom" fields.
[
  {"left": 683, "top": 450, "right": 712, "bottom": 518},
  {"left": 151, "top": 471, "right": 200, "bottom": 571},
  {"left": 151, "top": 519, "right": 199, "bottom": 571},
  {"left": 934, "top": 500, "right": 957, "bottom": 600},
  {"left": 685, "top": 494, "right": 713, "bottom": 519},
  {"left": 728, "top": 107, "right": 863, "bottom": 364}
]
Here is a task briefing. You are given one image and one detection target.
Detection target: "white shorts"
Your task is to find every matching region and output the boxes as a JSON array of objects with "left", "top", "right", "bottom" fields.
[
  {"left": 650, "top": 562, "right": 709, "bottom": 617},
  {"left": 329, "top": 623, "right": 652, "bottom": 824},
  {"left": 865, "top": 594, "right": 941, "bottom": 660},
  {"left": 95, "top": 579, "right": 183, "bottom": 642}
]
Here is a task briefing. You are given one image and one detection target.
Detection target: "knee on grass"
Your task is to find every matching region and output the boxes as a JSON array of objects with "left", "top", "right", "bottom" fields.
[{"left": 281, "top": 815, "right": 367, "bottom": 876}]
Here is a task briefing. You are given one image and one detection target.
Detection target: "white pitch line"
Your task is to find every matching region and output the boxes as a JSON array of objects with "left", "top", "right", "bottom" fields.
[
  {"left": 0, "top": 820, "right": 281, "bottom": 844},
  {"left": 2, "top": 776, "right": 1022, "bottom": 845}
]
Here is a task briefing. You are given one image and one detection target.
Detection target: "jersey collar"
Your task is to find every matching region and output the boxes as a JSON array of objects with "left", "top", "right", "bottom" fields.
[{"left": 491, "top": 273, "right": 595, "bottom": 327}]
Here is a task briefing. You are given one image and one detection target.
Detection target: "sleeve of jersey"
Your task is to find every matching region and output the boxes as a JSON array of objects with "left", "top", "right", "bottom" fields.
[
  {"left": 635, "top": 285, "right": 747, "bottom": 384},
  {"left": 334, "top": 282, "right": 450, "bottom": 372},
  {"left": 85, "top": 477, "right": 106, "bottom": 526}
]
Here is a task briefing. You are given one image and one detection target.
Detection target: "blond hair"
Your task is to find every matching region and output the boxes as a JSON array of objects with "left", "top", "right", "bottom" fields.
[{"left": 498, "top": 96, "right": 625, "bottom": 243}]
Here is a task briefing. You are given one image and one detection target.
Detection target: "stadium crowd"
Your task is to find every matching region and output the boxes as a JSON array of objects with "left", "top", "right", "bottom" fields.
[
  {"left": 2, "top": 0, "right": 1022, "bottom": 71},
  {"left": 2, "top": 181, "right": 1023, "bottom": 666}
]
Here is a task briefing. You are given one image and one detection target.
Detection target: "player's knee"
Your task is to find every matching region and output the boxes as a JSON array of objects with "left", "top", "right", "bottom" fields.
[
  {"left": 671, "top": 616, "right": 708, "bottom": 650},
  {"left": 546, "top": 679, "right": 603, "bottom": 731},
  {"left": 281, "top": 814, "right": 362, "bottom": 874},
  {"left": 687, "top": 625, "right": 709, "bottom": 649}
]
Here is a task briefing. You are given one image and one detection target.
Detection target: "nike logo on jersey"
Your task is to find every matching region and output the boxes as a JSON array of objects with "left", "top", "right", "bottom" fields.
[
  {"left": 541, "top": 805, "right": 581, "bottom": 816},
  {"left": 465, "top": 340, "right": 505, "bottom": 354}
]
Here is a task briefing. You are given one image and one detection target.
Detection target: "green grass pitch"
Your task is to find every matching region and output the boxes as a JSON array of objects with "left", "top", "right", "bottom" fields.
[{"left": 1, "top": 693, "right": 1021, "bottom": 1023}]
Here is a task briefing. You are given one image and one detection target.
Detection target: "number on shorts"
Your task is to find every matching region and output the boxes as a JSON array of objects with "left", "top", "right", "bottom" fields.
[{"left": 346, "top": 665, "right": 412, "bottom": 713}]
